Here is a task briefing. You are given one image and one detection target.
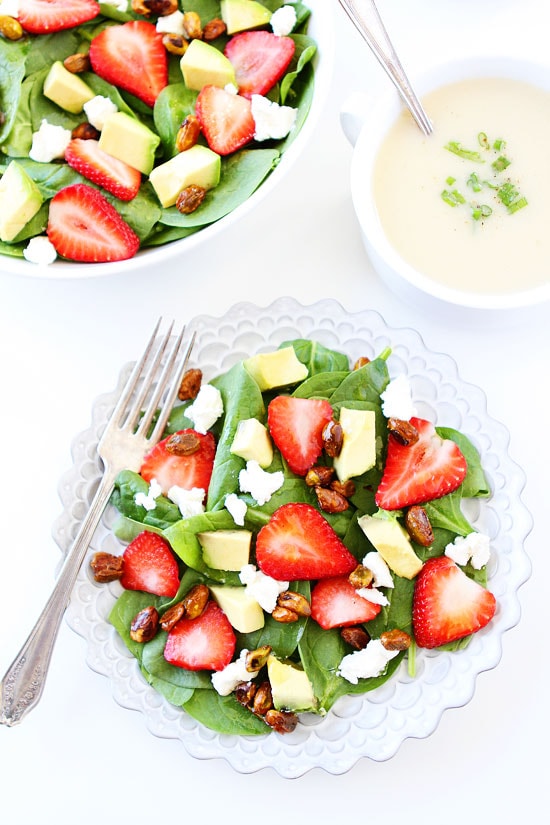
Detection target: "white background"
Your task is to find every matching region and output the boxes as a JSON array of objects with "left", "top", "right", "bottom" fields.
[{"left": 1, "top": 1, "right": 548, "bottom": 822}]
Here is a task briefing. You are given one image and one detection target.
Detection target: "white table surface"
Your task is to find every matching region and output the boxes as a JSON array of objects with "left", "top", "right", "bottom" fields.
[{"left": 1, "top": 1, "right": 548, "bottom": 822}]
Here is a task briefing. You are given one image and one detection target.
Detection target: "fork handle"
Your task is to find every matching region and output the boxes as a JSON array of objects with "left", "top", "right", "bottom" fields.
[{"left": 0, "top": 468, "right": 116, "bottom": 726}]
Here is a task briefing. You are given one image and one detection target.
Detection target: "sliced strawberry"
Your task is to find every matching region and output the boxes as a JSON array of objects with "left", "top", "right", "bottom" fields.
[
  {"left": 89, "top": 21, "right": 167, "bottom": 109},
  {"left": 195, "top": 85, "right": 255, "bottom": 156},
  {"left": 140, "top": 429, "right": 216, "bottom": 496},
  {"left": 47, "top": 183, "right": 140, "bottom": 262},
  {"left": 255, "top": 502, "right": 357, "bottom": 581},
  {"left": 310, "top": 576, "right": 382, "bottom": 630},
  {"left": 375, "top": 417, "right": 468, "bottom": 510},
  {"left": 65, "top": 139, "right": 141, "bottom": 201},
  {"left": 18, "top": 0, "right": 99, "bottom": 34},
  {"left": 121, "top": 531, "right": 180, "bottom": 598},
  {"left": 224, "top": 31, "right": 295, "bottom": 98},
  {"left": 164, "top": 600, "right": 236, "bottom": 671},
  {"left": 267, "top": 395, "right": 333, "bottom": 476},
  {"left": 412, "top": 555, "right": 496, "bottom": 649}
]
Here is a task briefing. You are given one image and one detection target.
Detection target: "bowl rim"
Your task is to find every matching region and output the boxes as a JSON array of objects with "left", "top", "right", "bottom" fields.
[
  {"left": 349, "top": 54, "right": 550, "bottom": 311},
  {"left": 1, "top": 0, "right": 334, "bottom": 280}
]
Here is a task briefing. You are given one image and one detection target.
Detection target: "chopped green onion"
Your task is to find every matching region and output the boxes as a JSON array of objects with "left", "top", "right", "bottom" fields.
[
  {"left": 472, "top": 204, "right": 493, "bottom": 220},
  {"left": 497, "top": 182, "right": 528, "bottom": 213},
  {"left": 444, "top": 141, "right": 485, "bottom": 162},
  {"left": 492, "top": 155, "right": 511, "bottom": 172},
  {"left": 467, "top": 172, "right": 483, "bottom": 192},
  {"left": 441, "top": 188, "right": 466, "bottom": 206},
  {"left": 507, "top": 196, "right": 528, "bottom": 214},
  {"left": 478, "top": 132, "right": 490, "bottom": 149},
  {"left": 446, "top": 176, "right": 456, "bottom": 185},
  {"left": 493, "top": 138, "right": 506, "bottom": 151}
]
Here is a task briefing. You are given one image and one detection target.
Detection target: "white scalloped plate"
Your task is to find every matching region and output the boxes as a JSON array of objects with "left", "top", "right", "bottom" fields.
[{"left": 55, "top": 297, "right": 532, "bottom": 777}]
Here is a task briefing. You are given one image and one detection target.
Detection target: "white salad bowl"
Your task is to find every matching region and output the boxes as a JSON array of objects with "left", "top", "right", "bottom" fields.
[
  {"left": 1, "top": 1, "right": 333, "bottom": 280},
  {"left": 341, "top": 55, "right": 550, "bottom": 314}
]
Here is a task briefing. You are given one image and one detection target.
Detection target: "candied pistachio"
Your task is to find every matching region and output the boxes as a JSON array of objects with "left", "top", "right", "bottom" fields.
[
  {"left": 322, "top": 419, "right": 343, "bottom": 457},
  {"left": 182, "top": 10, "right": 202, "bottom": 39},
  {"left": 130, "top": 605, "right": 159, "bottom": 643},
  {"left": 305, "top": 464, "right": 335, "bottom": 487},
  {"left": 276, "top": 590, "right": 311, "bottom": 617},
  {"left": 387, "top": 417, "right": 419, "bottom": 446},
  {"left": 341, "top": 626, "right": 370, "bottom": 650},
  {"left": 353, "top": 356, "right": 371, "bottom": 370},
  {"left": 175, "top": 114, "right": 201, "bottom": 153},
  {"left": 235, "top": 680, "right": 257, "bottom": 708},
  {"left": 246, "top": 645, "right": 272, "bottom": 672},
  {"left": 178, "top": 367, "right": 202, "bottom": 401},
  {"left": 405, "top": 505, "right": 434, "bottom": 546},
  {"left": 380, "top": 628, "right": 412, "bottom": 651},
  {"left": 271, "top": 605, "right": 300, "bottom": 623},
  {"left": 166, "top": 430, "right": 201, "bottom": 455},
  {"left": 159, "top": 601, "right": 185, "bottom": 632},
  {"left": 182, "top": 583, "right": 210, "bottom": 619},
  {"left": 203, "top": 17, "right": 227, "bottom": 40},
  {"left": 132, "top": 0, "right": 176, "bottom": 16},
  {"left": 176, "top": 184, "right": 207, "bottom": 214},
  {"left": 330, "top": 478, "right": 356, "bottom": 498},
  {"left": 162, "top": 33, "right": 188, "bottom": 56},
  {"left": 0, "top": 15, "right": 24, "bottom": 40},
  {"left": 252, "top": 681, "right": 273, "bottom": 716},
  {"left": 90, "top": 551, "right": 124, "bottom": 583},
  {"left": 63, "top": 53, "right": 91, "bottom": 73},
  {"left": 348, "top": 564, "right": 373, "bottom": 589},
  {"left": 71, "top": 122, "right": 100, "bottom": 141},
  {"left": 265, "top": 708, "right": 299, "bottom": 734},
  {"left": 315, "top": 485, "right": 349, "bottom": 513}
]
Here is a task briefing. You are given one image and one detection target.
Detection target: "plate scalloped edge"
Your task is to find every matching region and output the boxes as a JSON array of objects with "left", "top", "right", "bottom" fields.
[{"left": 53, "top": 297, "right": 533, "bottom": 778}]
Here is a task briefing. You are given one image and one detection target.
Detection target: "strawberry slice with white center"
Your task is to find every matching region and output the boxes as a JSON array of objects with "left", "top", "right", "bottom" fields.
[
  {"left": 195, "top": 85, "right": 256, "bottom": 156},
  {"left": 18, "top": 0, "right": 100, "bottom": 34},
  {"left": 164, "top": 601, "right": 236, "bottom": 671},
  {"left": 47, "top": 183, "right": 140, "bottom": 262},
  {"left": 311, "top": 576, "right": 382, "bottom": 630},
  {"left": 375, "top": 417, "right": 468, "bottom": 510},
  {"left": 267, "top": 395, "right": 333, "bottom": 476},
  {"left": 255, "top": 502, "right": 358, "bottom": 581},
  {"left": 121, "top": 531, "right": 180, "bottom": 598},
  {"left": 412, "top": 555, "right": 496, "bottom": 649},
  {"left": 65, "top": 139, "right": 142, "bottom": 201},
  {"left": 140, "top": 429, "right": 216, "bottom": 496},
  {"left": 224, "top": 30, "right": 296, "bottom": 98},
  {"left": 89, "top": 21, "right": 168, "bottom": 109}
]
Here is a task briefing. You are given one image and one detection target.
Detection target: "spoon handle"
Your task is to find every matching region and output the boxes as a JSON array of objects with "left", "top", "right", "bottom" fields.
[{"left": 338, "top": 0, "right": 433, "bottom": 136}]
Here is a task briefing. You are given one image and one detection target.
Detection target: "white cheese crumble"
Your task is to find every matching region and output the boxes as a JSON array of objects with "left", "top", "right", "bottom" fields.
[
  {"left": 362, "top": 551, "right": 394, "bottom": 589},
  {"left": 225, "top": 492, "right": 247, "bottom": 526},
  {"left": 271, "top": 4, "right": 297, "bottom": 36},
  {"left": 0, "top": 0, "right": 19, "bottom": 16},
  {"left": 185, "top": 384, "right": 224, "bottom": 434},
  {"left": 380, "top": 374, "right": 417, "bottom": 421},
  {"left": 239, "top": 564, "right": 288, "bottom": 613},
  {"left": 338, "top": 639, "right": 400, "bottom": 684},
  {"left": 445, "top": 531, "right": 491, "bottom": 569},
  {"left": 155, "top": 9, "right": 185, "bottom": 35},
  {"left": 23, "top": 236, "right": 57, "bottom": 265},
  {"left": 167, "top": 485, "right": 205, "bottom": 518},
  {"left": 83, "top": 95, "right": 118, "bottom": 131},
  {"left": 135, "top": 478, "right": 162, "bottom": 511},
  {"left": 29, "top": 119, "right": 72, "bottom": 163},
  {"left": 211, "top": 649, "right": 260, "bottom": 696},
  {"left": 224, "top": 83, "right": 238, "bottom": 95},
  {"left": 238, "top": 459, "right": 284, "bottom": 505},
  {"left": 356, "top": 586, "right": 389, "bottom": 607},
  {"left": 102, "top": 0, "right": 128, "bottom": 10},
  {"left": 251, "top": 95, "right": 297, "bottom": 141}
]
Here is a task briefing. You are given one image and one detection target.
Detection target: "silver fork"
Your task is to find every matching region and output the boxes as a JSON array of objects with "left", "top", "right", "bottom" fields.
[{"left": 0, "top": 318, "right": 194, "bottom": 726}]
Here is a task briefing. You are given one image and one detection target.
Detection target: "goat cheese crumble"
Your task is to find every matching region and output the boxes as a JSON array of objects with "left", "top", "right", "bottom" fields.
[
  {"left": 185, "top": 384, "right": 224, "bottom": 434},
  {"left": 271, "top": 4, "right": 297, "bottom": 36},
  {"left": 167, "top": 485, "right": 205, "bottom": 517},
  {"left": 155, "top": 10, "right": 185, "bottom": 35},
  {"left": 251, "top": 95, "right": 297, "bottom": 141},
  {"left": 380, "top": 374, "right": 417, "bottom": 420},
  {"left": 239, "top": 563, "right": 288, "bottom": 613},
  {"left": 83, "top": 95, "right": 118, "bottom": 131},
  {"left": 23, "top": 236, "right": 57, "bottom": 265},
  {"left": 225, "top": 492, "right": 247, "bottom": 526},
  {"left": 338, "top": 639, "right": 400, "bottom": 684},
  {"left": 211, "top": 649, "right": 260, "bottom": 696},
  {"left": 445, "top": 531, "right": 491, "bottom": 569},
  {"left": 135, "top": 478, "right": 162, "bottom": 511},
  {"left": 238, "top": 460, "right": 284, "bottom": 506},
  {"left": 29, "top": 120, "right": 71, "bottom": 162}
]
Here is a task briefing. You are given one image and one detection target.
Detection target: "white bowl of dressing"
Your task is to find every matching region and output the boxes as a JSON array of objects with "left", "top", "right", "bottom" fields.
[{"left": 341, "top": 55, "right": 550, "bottom": 313}]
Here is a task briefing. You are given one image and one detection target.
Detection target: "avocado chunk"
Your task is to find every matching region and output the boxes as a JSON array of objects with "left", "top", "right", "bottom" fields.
[
  {"left": 230, "top": 418, "right": 273, "bottom": 467},
  {"left": 243, "top": 346, "right": 308, "bottom": 391},
  {"left": 358, "top": 513, "right": 423, "bottom": 579},
  {"left": 43, "top": 61, "right": 95, "bottom": 114},
  {"left": 198, "top": 529, "right": 252, "bottom": 571},
  {"left": 180, "top": 39, "right": 236, "bottom": 91},
  {"left": 267, "top": 655, "right": 317, "bottom": 713},
  {"left": 0, "top": 161, "right": 44, "bottom": 243},
  {"left": 209, "top": 585, "right": 265, "bottom": 633},
  {"left": 333, "top": 407, "right": 376, "bottom": 482},
  {"left": 220, "top": 0, "right": 272, "bottom": 34},
  {"left": 98, "top": 112, "right": 160, "bottom": 174},
  {"left": 149, "top": 144, "right": 221, "bottom": 208}
]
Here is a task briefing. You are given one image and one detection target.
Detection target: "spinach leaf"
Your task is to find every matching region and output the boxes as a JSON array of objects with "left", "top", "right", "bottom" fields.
[
  {"left": 111, "top": 469, "right": 183, "bottom": 529},
  {"left": 281, "top": 35, "right": 317, "bottom": 105},
  {"left": 0, "top": 39, "right": 30, "bottom": 148},
  {"left": 284, "top": 338, "right": 350, "bottom": 375},
  {"left": 153, "top": 83, "right": 198, "bottom": 157},
  {"left": 182, "top": 689, "right": 269, "bottom": 735}
]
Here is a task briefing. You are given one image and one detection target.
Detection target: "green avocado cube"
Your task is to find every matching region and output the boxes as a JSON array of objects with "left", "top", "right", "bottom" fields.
[
  {"left": 220, "top": 0, "right": 272, "bottom": 34},
  {"left": 0, "top": 161, "right": 44, "bottom": 243},
  {"left": 98, "top": 112, "right": 160, "bottom": 175},
  {"left": 180, "top": 39, "right": 236, "bottom": 91},
  {"left": 149, "top": 144, "right": 221, "bottom": 208}
]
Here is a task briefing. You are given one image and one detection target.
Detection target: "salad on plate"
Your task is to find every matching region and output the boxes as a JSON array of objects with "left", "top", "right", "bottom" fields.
[
  {"left": 90, "top": 336, "right": 497, "bottom": 737},
  {"left": 0, "top": 0, "right": 316, "bottom": 264}
]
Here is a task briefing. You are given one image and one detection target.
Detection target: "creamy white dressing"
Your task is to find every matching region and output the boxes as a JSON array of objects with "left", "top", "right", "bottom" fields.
[{"left": 373, "top": 77, "right": 550, "bottom": 295}]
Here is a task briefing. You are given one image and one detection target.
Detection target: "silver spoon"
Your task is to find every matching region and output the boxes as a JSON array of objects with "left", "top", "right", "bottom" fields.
[{"left": 338, "top": 0, "right": 433, "bottom": 136}]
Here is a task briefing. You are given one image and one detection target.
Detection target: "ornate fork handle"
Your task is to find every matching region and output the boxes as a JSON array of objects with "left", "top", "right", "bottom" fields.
[{"left": 0, "top": 468, "right": 116, "bottom": 726}]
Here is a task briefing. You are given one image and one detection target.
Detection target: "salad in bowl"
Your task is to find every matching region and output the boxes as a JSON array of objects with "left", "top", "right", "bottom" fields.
[
  {"left": 59, "top": 300, "right": 532, "bottom": 774},
  {"left": 0, "top": 0, "right": 329, "bottom": 276}
]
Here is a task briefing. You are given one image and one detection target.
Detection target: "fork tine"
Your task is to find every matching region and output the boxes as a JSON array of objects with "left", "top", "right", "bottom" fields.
[
  {"left": 136, "top": 324, "right": 187, "bottom": 437},
  {"left": 148, "top": 330, "right": 197, "bottom": 443},
  {"left": 124, "top": 320, "right": 175, "bottom": 433}
]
